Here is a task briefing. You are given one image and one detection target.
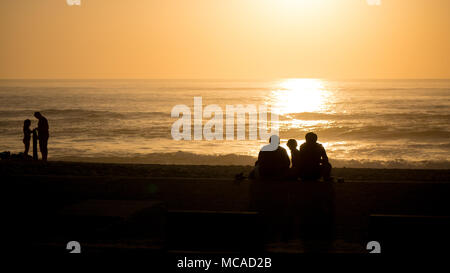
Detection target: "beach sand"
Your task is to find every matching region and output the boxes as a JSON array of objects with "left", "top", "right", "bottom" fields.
[{"left": 3, "top": 161, "right": 450, "bottom": 253}]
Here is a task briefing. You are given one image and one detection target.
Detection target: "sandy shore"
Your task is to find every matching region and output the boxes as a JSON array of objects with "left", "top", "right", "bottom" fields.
[{"left": 3, "top": 160, "right": 450, "bottom": 253}]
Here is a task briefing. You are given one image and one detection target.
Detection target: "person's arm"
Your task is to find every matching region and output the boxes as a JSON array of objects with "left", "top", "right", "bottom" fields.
[
  {"left": 293, "top": 150, "right": 300, "bottom": 167},
  {"left": 288, "top": 150, "right": 294, "bottom": 168},
  {"left": 298, "top": 145, "right": 306, "bottom": 164},
  {"left": 282, "top": 149, "right": 290, "bottom": 168},
  {"left": 321, "top": 145, "right": 329, "bottom": 164},
  {"left": 32, "top": 128, "right": 38, "bottom": 139},
  {"left": 256, "top": 151, "right": 262, "bottom": 166}
]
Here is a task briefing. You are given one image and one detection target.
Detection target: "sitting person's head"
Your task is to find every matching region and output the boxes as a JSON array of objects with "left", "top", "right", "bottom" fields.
[
  {"left": 269, "top": 135, "right": 280, "bottom": 145},
  {"left": 24, "top": 119, "right": 31, "bottom": 128},
  {"left": 305, "top": 132, "right": 318, "bottom": 144},
  {"left": 287, "top": 139, "right": 297, "bottom": 150},
  {"left": 260, "top": 135, "right": 281, "bottom": 152}
]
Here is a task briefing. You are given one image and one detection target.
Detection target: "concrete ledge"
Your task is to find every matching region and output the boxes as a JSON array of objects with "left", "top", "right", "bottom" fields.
[
  {"left": 369, "top": 214, "right": 450, "bottom": 253},
  {"left": 51, "top": 199, "right": 166, "bottom": 242},
  {"left": 166, "top": 210, "right": 262, "bottom": 252}
]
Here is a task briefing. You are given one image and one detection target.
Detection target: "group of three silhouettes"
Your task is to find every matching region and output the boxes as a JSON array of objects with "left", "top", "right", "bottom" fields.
[{"left": 252, "top": 132, "right": 332, "bottom": 181}]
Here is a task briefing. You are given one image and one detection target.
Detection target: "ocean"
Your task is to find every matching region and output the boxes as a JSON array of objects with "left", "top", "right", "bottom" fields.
[{"left": 0, "top": 79, "right": 449, "bottom": 169}]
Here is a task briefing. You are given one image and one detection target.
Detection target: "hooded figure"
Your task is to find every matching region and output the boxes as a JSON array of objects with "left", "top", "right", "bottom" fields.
[{"left": 255, "top": 135, "right": 290, "bottom": 178}]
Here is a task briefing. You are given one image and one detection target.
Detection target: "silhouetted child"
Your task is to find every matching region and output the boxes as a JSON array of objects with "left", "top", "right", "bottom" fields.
[{"left": 23, "top": 119, "right": 32, "bottom": 156}]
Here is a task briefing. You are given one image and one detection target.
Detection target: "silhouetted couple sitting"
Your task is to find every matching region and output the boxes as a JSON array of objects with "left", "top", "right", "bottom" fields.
[{"left": 251, "top": 132, "right": 332, "bottom": 181}]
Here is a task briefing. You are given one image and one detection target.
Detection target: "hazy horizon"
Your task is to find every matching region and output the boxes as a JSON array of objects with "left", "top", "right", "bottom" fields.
[
  {"left": 1, "top": 78, "right": 450, "bottom": 80},
  {"left": 1, "top": 0, "right": 449, "bottom": 79}
]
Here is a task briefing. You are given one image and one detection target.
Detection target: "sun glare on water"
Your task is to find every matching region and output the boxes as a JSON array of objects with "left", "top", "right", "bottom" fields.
[{"left": 271, "top": 79, "right": 330, "bottom": 115}]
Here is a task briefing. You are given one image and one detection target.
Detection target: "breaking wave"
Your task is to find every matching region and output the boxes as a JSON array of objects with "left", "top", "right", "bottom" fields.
[{"left": 51, "top": 151, "right": 450, "bottom": 169}]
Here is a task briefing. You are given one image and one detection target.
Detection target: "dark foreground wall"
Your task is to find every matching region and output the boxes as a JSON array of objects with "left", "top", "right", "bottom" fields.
[{"left": 5, "top": 175, "right": 450, "bottom": 253}]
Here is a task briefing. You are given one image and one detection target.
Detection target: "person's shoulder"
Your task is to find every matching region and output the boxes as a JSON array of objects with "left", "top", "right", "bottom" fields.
[
  {"left": 278, "top": 147, "right": 289, "bottom": 161},
  {"left": 316, "top": 143, "right": 325, "bottom": 150}
]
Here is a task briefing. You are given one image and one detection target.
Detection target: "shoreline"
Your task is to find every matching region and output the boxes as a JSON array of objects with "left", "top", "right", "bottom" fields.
[
  {"left": 2, "top": 160, "right": 449, "bottom": 182},
  {"left": 49, "top": 154, "right": 450, "bottom": 169}
]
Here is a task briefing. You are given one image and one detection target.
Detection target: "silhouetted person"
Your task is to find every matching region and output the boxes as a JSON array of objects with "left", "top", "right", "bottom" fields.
[
  {"left": 254, "top": 135, "right": 290, "bottom": 179},
  {"left": 287, "top": 138, "right": 301, "bottom": 178},
  {"left": 299, "top": 132, "right": 332, "bottom": 181},
  {"left": 34, "top": 112, "right": 49, "bottom": 161},
  {"left": 32, "top": 129, "right": 38, "bottom": 160},
  {"left": 23, "top": 119, "right": 32, "bottom": 157}
]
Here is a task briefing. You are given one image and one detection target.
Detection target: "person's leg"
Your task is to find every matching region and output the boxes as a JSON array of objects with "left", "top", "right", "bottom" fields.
[
  {"left": 249, "top": 167, "right": 257, "bottom": 179},
  {"left": 38, "top": 138, "right": 44, "bottom": 159},
  {"left": 254, "top": 165, "right": 261, "bottom": 179},
  {"left": 39, "top": 136, "right": 48, "bottom": 161},
  {"left": 312, "top": 168, "right": 322, "bottom": 181},
  {"left": 301, "top": 166, "right": 321, "bottom": 181},
  {"left": 298, "top": 165, "right": 306, "bottom": 181},
  {"left": 286, "top": 167, "right": 299, "bottom": 180},
  {"left": 42, "top": 136, "right": 48, "bottom": 161},
  {"left": 24, "top": 139, "right": 30, "bottom": 156}
]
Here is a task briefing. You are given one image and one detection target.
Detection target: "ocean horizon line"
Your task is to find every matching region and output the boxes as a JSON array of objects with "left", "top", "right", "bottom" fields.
[{"left": 1, "top": 78, "right": 450, "bottom": 81}]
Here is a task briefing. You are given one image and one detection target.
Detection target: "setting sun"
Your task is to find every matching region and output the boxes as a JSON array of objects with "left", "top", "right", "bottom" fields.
[{"left": 271, "top": 79, "right": 330, "bottom": 114}]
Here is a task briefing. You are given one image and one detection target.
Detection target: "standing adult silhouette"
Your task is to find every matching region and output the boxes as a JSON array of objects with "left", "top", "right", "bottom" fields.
[{"left": 34, "top": 112, "right": 49, "bottom": 161}]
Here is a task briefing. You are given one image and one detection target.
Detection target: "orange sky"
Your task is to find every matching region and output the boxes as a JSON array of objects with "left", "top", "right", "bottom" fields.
[{"left": 0, "top": 0, "right": 449, "bottom": 79}]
